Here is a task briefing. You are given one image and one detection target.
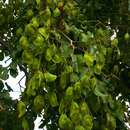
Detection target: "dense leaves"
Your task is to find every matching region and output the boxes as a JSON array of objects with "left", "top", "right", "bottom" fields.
[{"left": 0, "top": 0, "right": 130, "bottom": 130}]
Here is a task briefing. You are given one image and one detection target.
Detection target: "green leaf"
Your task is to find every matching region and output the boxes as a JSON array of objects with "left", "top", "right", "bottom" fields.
[
  {"left": 0, "top": 80, "right": 4, "bottom": 91},
  {"left": 60, "top": 72, "right": 67, "bottom": 89},
  {"left": 80, "top": 73, "right": 91, "bottom": 88},
  {"left": 32, "top": 58, "right": 40, "bottom": 70},
  {"left": 94, "top": 82, "right": 108, "bottom": 97},
  {"left": 26, "top": 86, "right": 36, "bottom": 97},
  {"left": 38, "top": 27, "right": 49, "bottom": 39},
  {"left": 48, "top": 91, "right": 58, "bottom": 107},
  {"left": 45, "top": 7, "right": 51, "bottom": 17},
  {"left": 34, "top": 95, "right": 44, "bottom": 112},
  {"left": 76, "top": 55, "right": 84, "bottom": 72},
  {"left": 26, "top": 9, "right": 34, "bottom": 18},
  {"left": 22, "top": 118, "right": 29, "bottom": 130},
  {"left": 80, "top": 33, "right": 89, "bottom": 43},
  {"left": 17, "top": 101, "right": 26, "bottom": 118},
  {"left": 84, "top": 53, "right": 94, "bottom": 67},
  {"left": 45, "top": 44, "right": 57, "bottom": 61},
  {"left": 70, "top": 73, "right": 79, "bottom": 83},
  {"left": 45, "top": 48, "right": 53, "bottom": 61},
  {"left": 65, "top": 65, "right": 73, "bottom": 73},
  {"left": 65, "top": 87, "right": 73, "bottom": 100},
  {"left": 80, "top": 101, "right": 89, "bottom": 114},
  {"left": 19, "top": 36, "right": 29, "bottom": 50},
  {"left": 60, "top": 42, "right": 73, "bottom": 58},
  {"left": 9, "top": 68, "right": 18, "bottom": 78},
  {"left": 82, "top": 115, "right": 93, "bottom": 130},
  {"left": 22, "top": 50, "right": 33, "bottom": 65},
  {"left": 96, "top": 28, "right": 105, "bottom": 37},
  {"left": 74, "top": 82, "right": 81, "bottom": 99},
  {"left": 44, "top": 72, "right": 57, "bottom": 82},
  {"left": 0, "top": 69, "right": 9, "bottom": 80},
  {"left": 0, "top": 52, "right": 4, "bottom": 61},
  {"left": 71, "top": 54, "right": 79, "bottom": 73},
  {"left": 90, "top": 77, "right": 97, "bottom": 89},
  {"left": 52, "top": 54, "right": 62, "bottom": 63},
  {"left": 59, "top": 99, "right": 66, "bottom": 114},
  {"left": 25, "top": 24, "right": 35, "bottom": 35},
  {"left": 97, "top": 52, "right": 105, "bottom": 65},
  {"left": 111, "top": 38, "right": 118, "bottom": 47},
  {"left": 106, "top": 113, "right": 116, "bottom": 130},
  {"left": 53, "top": 8, "right": 61, "bottom": 17},
  {"left": 26, "top": 71, "right": 43, "bottom": 96},
  {"left": 36, "top": 0, "right": 41, "bottom": 6},
  {"left": 31, "top": 17, "right": 39, "bottom": 28},
  {"left": 110, "top": 100, "right": 124, "bottom": 122},
  {"left": 33, "top": 34, "right": 45, "bottom": 49},
  {"left": 75, "top": 125, "right": 85, "bottom": 130},
  {"left": 33, "top": 71, "right": 44, "bottom": 88},
  {"left": 94, "top": 64, "right": 102, "bottom": 75},
  {"left": 70, "top": 101, "right": 79, "bottom": 112},
  {"left": 124, "top": 32, "right": 130, "bottom": 41},
  {"left": 59, "top": 114, "right": 72, "bottom": 129},
  {"left": 70, "top": 101, "right": 80, "bottom": 124}
]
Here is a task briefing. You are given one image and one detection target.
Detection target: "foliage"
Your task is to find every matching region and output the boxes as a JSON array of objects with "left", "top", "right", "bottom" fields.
[
  {"left": 0, "top": 80, "right": 22, "bottom": 130},
  {"left": 0, "top": 0, "right": 130, "bottom": 130}
]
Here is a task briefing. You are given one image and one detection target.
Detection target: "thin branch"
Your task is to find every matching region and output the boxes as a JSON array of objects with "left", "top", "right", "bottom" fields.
[
  {"left": 5, "top": 57, "right": 11, "bottom": 63},
  {"left": 96, "top": 20, "right": 107, "bottom": 28},
  {"left": 0, "top": 37, "right": 9, "bottom": 48},
  {"left": 102, "top": 72, "right": 120, "bottom": 81},
  {"left": 58, "top": 29, "right": 89, "bottom": 43},
  {"left": 58, "top": 30, "right": 75, "bottom": 50},
  {"left": 0, "top": 104, "right": 5, "bottom": 112},
  {"left": 18, "top": 64, "right": 28, "bottom": 77},
  {"left": 111, "top": 73, "right": 120, "bottom": 80},
  {"left": 17, "top": 74, "right": 26, "bottom": 92},
  {"left": 60, "top": 31, "right": 72, "bottom": 42}
]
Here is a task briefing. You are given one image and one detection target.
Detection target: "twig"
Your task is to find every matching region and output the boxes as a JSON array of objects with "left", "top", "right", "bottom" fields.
[
  {"left": 102, "top": 72, "right": 120, "bottom": 81},
  {"left": 58, "top": 30, "right": 75, "bottom": 50},
  {"left": 5, "top": 57, "right": 11, "bottom": 63},
  {"left": 17, "top": 74, "right": 26, "bottom": 92},
  {"left": 0, "top": 37, "right": 9, "bottom": 48},
  {"left": 0, "top": 104, "right": 5, "bottom": 112},
  {"left": 111, "top": 73, "right": 120, "bottom": 80},
  {"left": 60, "top": 31, "right": 72, "bottom": 42},
  {"left": 18, "top": 64, "right": 28, "bottom": 79},
  {"left": 96, "top": 20, "right": 107, "bottom": 28}
]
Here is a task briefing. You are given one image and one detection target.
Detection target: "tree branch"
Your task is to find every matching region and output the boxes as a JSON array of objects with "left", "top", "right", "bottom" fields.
[{"left": 17, "top": 74, "right": 26, "bottom": 92}]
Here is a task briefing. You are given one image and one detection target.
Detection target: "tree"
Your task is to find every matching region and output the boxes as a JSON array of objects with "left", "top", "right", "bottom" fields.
[{"left": 0, "top": 0, "right": 130, "bottom": 130}]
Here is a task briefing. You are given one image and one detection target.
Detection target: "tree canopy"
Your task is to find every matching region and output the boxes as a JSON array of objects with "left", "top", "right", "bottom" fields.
[{"left": 0, "top": 0, "right": 130, "bottom": 130}]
